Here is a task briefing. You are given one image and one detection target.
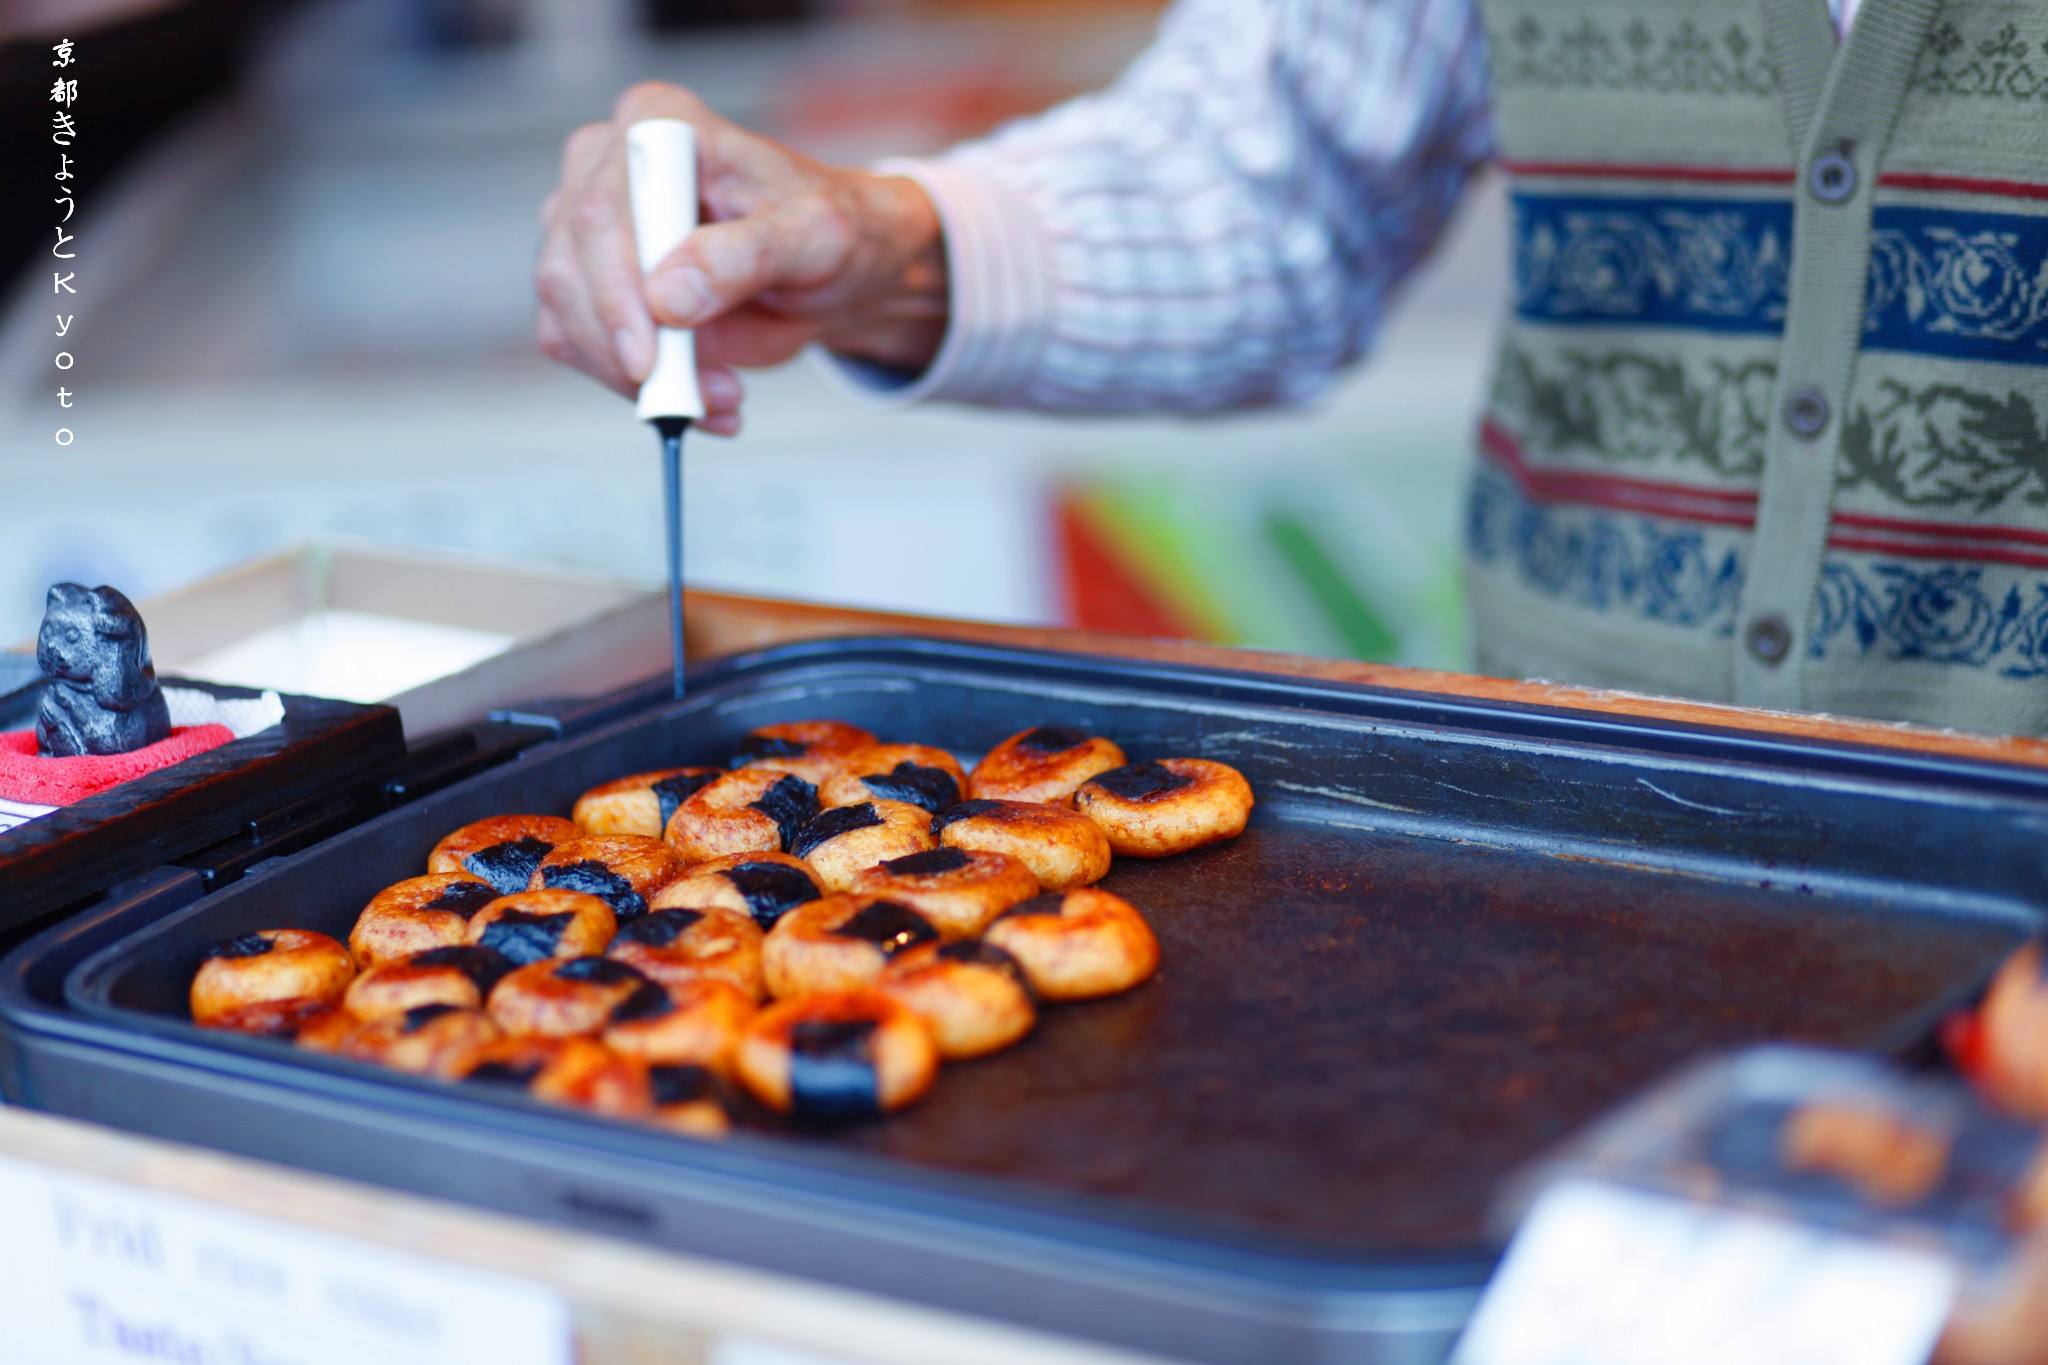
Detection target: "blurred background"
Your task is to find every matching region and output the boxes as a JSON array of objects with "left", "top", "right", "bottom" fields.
[{"left": 0, "top": 0, "right": 1508, "bottom": 668}]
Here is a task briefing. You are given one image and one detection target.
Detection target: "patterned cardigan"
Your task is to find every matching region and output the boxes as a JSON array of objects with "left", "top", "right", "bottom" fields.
[{"left": 1471, "top": 0, "right": 2048, "bottom": 733}]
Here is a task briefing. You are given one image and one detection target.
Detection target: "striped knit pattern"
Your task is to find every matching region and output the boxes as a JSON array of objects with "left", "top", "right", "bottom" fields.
[
  {"left": 905, "top": 0, "right": 1495, "bottom": 411},
  {"left": 1473, "top": 0, "right": 2048, "bottom": 732}
]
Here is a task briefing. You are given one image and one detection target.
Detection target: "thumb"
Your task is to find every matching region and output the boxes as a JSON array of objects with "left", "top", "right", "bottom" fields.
[{"left": 644, "top": 199, "right": 847, "bottom": 329}]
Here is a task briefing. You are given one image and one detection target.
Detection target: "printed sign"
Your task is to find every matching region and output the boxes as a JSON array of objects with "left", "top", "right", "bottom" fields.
[
  {"left": 1453, "top": 1179, "right": 1957, "bottom": 1365},
  {"left": 0, "top": 1155, "right": 573, "bottom": 1365}
]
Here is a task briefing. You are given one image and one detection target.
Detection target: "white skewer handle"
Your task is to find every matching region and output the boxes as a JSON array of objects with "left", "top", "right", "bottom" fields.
[{"left": 626, "top": 119, "right": 706, "bottom": 422}]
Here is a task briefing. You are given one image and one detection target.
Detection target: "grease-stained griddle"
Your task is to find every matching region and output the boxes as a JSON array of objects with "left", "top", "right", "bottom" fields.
[
  {"left": 823, "top": 819, "right": 2014, "bottom": 1252},
  {"left": 6, "top": 637, "right": 2046, "bottom": 1363}
]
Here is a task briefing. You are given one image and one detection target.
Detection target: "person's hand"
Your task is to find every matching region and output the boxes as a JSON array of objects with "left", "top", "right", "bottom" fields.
[{"left": 536, "top": 82, "right": 949, "bottom": 436}]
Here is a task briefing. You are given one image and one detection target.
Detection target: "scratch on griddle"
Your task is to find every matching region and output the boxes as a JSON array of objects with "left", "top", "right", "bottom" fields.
[
  {"left": 1269, "top": 777, "right": 1417, "bottom": 810},
  {"left": 1316, "top": 815, "right": 1387, "bottom": 834},
  {"left": 1268, "top": 780, "right": 1418, "bottom": 814},
  {"left": 1197, "top": 728, "right": 1313, "bottom": 751},
  {"left": 1636, "top": 778, "right": 1746, "bottom": 817},
  {"left": 1430, "top": 779, "right": 1488, "bottom": 801}
]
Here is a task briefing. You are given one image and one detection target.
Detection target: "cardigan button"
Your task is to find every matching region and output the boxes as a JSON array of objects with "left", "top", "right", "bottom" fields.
[
  {"left": 1783, "top": 387, "right": 1831, "bottom": 439},
  {"left": 1745, "top": 614, "right": 1793, "bottom": 666},
  {"left": 1810, "top": 152, "right": 1857, "bottom": 203}
]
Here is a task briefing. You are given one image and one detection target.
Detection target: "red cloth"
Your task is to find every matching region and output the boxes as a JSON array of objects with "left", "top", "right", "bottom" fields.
[{"left": 0, "top": 725, "right": 236, "bottom": 807}]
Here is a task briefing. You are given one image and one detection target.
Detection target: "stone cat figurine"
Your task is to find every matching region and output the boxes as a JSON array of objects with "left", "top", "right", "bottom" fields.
[{"left": 35, "top": 582, "right": 172, "bottom": 758}]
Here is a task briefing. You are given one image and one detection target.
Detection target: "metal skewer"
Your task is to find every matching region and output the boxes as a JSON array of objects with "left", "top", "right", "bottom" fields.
[
  {"left": 657, "top": 416, "right": 688, "bottom": 700},
  {"left": 626, "top": 119, "right": 706, "bottom": 702}
]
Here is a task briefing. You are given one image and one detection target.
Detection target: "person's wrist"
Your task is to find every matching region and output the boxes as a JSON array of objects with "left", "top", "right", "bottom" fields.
[
  {"left": 868, "top": 172, "right": 944, "bottom": 287},
  {"left": 826, "top": 171, "right": 949, "bottom": 375}
]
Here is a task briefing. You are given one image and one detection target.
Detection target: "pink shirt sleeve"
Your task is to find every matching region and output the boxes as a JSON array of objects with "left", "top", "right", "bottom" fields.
[{"left": 827, "top": 0, "right": 1494, "bottom": 413}]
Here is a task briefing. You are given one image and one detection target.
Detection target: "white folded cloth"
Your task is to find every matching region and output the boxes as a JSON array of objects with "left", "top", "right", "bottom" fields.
[{"left": 163, "top": 687, "right": 285, "bottom": 740}]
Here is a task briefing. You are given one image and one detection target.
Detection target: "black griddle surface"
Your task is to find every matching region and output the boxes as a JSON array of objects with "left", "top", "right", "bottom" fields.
[{"left": 804, "top": 817, "right": 2011, "bottom": 1251}]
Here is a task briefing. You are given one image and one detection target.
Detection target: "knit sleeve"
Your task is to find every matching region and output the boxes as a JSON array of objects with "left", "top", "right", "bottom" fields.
[{"left": 832, "top": 0, "right": 1494, "bottom": 413}]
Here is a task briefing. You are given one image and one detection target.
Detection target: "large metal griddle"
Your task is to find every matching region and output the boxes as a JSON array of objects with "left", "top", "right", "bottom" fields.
[{"left": 3, "top": 636, "right": 2045, "bottom": 1364}]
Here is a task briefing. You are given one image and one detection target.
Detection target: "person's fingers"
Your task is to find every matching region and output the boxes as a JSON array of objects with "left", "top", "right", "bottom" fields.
[
  {"left": 699, "top": 363, "right": 743, "bottom": 421},
  {"left": 568, "top": 170, "right": 657, "bottom": 384},
  {"left": 645, "top": 195, "right": 850, "bottom": 330},
  {"left": 535, "top": 241, "right": 619, "bottom": 391},
  {"left": 536, "top": 213, "right": 635, "bottom": 395},
  {"left": 614, "top": 80, "right": 715, "bottom": 129},
  {"left": 557, "top": 121, "right": 659, "bottom": 385},
  {"left": 537, "top": 311, "right": 631, "bottom": 399},
  {"left": 537, "top": 302, "right": 633, "bottom": 398},
  {"left": 696, "top": 361, "right": 742, "bottom": 436},
  {"left": 546, "top": 80, "right": 857, "bottom": 412},
  {"left": 693, "top": 305, "right": 819, "bottom": 370},
  {"left": 536, "top": 304, "right": 575, "bottom": 367},
  {"left": 536, "top": 124, "right": 634, "bottom": 387}
]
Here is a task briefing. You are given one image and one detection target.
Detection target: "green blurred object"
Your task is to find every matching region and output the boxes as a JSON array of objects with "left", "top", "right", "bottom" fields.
[
  {"left": 1063, "top": 463, "right": 1463, "bottom": 669},
  {"left": 1262, "top": 507, "right": 1402, "bottom": 661}
]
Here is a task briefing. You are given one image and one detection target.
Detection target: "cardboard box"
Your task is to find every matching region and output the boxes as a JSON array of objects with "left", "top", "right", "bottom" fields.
[{"left": 135, "top": 544, "right": 669, "bottom": 737}]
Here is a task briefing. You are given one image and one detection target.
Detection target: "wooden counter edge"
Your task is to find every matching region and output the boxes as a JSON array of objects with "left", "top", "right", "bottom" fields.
[{"left": 683, "top": 590, "right": 2048, "bottom": 771}]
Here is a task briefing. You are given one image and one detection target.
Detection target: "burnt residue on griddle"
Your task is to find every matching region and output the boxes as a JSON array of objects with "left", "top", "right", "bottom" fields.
[
  {"left": 541, "top": 860, "right": 647, "bottom": 921},
  {"left": 465, "top": 1059, "right": 544, "bottom": 1089},
  {"left": 650, "top": 1063, "right": 716, "bottom": 1106},
  {"left": 401, "top": 1002, "right": 463, "bottom": 1034},
  {"left": 207, "top": 933, "right": 274, "bottom": 960},
  {"left": 859, "top": 762, "right": 961, "bottom": 814},
  {"left": 608, "top": 981, "right": 675, "bottom": 1024},
  {"left": 788, "top": 1017, "right": 881, "bottom": 1122},
  {"left": 1016, "top": 726, "right": 1089, "bottom": 755},
  {"left": 830, "top": 901, "right": 938, "bottom": 957},
  {"left": 749, "top": 775, "right": 820, "bottom": 851},
  {"left": 409, "top": 945, "right": 515, "bottom": 994},
  {"left": 476, "top": 910, "right": 577, "bottom": 966},
  {"left": 934, "top": 939, "right": 1034, "bottom": 1001},
  {"left": 1087, "top": 761, "right": 1194, "bottom": 803},
  {"left": 463, "top": 837, "right": 555, "bottom": 896},
  {"left": 554, "top": 956, "right": 646, "bottom": 987},
  {"left": 880, "top": 847, "right": 971, "bottom": 878},
  {"left": 720, "top": 861, "right": 819, "bottom": 929},
  {"left": 930, "top": 799, "right": 1004, "bottom": 836},
  {"left": 790, "top": 803, "right": 884, "bottom": 859},
  {"left": 653, "top": 771, "right": 721, "bottom": 829},
  {"left": 936, "top": 940, "right": 1025, "bottom": 973},
  {"left": 820, "top": 817, "right": 2023, "bottom": 1252},
  {"left": 731, "top": 734, "right": 807, "bottom": 766},
  {"left": 612, "top": 908, "right": 703, "bottom": 949},
  {"left": 992, "top": 892, "right": 1065, "bottom": 925},
  {"left": 424, "top": 880, "right": 500, "bottom": 918}
]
